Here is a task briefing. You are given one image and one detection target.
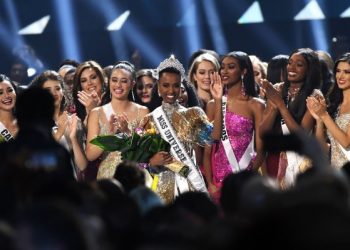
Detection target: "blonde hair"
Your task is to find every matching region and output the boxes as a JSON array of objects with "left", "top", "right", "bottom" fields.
[{"left": 188, "top": 53, "right": 220, "bottom": 87}]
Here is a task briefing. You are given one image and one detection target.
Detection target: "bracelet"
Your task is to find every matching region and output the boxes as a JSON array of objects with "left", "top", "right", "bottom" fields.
[{"left": 137, "top": 163, "right": 150, "bottom": 169}]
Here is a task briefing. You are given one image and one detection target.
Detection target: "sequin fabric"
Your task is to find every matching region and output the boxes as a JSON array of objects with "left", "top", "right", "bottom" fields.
[
  {"left": 96, "top": 107, "right": 141, "bottom": 179},
  {"left": 328, "top": 113, "right": 350, "bottom": 169},
  {"left": 211, "top": 111, "right": 255, "bottom": 185},
  {"left": 145, "top": 101, "right": 211, "bottom": 203}
]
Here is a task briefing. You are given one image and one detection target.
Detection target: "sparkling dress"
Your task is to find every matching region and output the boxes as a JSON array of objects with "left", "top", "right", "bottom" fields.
[
  {"left": 211, "top": 111, "right": 255, "bottom": 187},
  {"left": 96, "top": 105, "right": 141, "bottom": 179},
  {"left": 328, "top": 113, "right": 350, "bottom": 169},
  {"left": 145, "top": 101, "right": 212, "bottom": 204}
]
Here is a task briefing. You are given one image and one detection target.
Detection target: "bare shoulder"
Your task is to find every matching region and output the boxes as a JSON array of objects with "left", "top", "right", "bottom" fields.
[
  {"left": 249, "top": 97, "right": 266, "bottom": 111},
  {"left": 89, "top": 106, "right": 102, "bottom": 118},
  {"left": 134, "top": 102, "right": 150, "bottom": 116}
]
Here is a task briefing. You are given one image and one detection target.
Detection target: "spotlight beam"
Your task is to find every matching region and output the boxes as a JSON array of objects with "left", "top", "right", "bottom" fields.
[{"left": 54, "top": 0, "right": 82, "bottom": 62}]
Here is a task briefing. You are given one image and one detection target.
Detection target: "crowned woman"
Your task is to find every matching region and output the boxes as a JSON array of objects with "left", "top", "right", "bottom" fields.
[{"left": 141, "top": 55, "right": 221, "bottom": 203}]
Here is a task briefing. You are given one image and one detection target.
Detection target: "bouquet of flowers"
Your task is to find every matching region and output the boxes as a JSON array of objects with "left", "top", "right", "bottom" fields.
[{"left": 90, "top": 128, "right": 190, "bottom": 177}]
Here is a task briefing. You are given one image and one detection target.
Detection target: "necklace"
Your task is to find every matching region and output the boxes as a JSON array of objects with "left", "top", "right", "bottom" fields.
[{"left": 287, "top": 86, "right": 301, "bottom": 104}]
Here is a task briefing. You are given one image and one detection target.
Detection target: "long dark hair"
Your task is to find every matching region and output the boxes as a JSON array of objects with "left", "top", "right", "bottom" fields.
[
  {"left": 29, "top": 70, "right": 66, "bottom": 112},
  {"left": 328, "top": 53, "right": 350, "bottom": 118},
  {"left": 73, "top": 61, "right": 105, "bottom": 122},
  {"left": 221, "top": 51, "right": 257, "bottom": 97},
  {"left": 267, "top": 54, "right": 288, "bottom": 84},
  {"left": 282, "top": 48, "right": 321, "bottom": 123}
]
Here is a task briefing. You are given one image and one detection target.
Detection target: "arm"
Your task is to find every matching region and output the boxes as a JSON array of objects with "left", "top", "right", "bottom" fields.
[
  {"left": 209, "top": 72, "right": 223, "bottom": 141},
  {"left": 252, "top": 99, "right": 266, "bottom": 170},
  {"left": 259, "top": 99, "right": 278, "bottom": 137},
  {"left": 202, "top": 145, "right": 217, "bottom": 193},
  {"left": 68, "top": 114, "right": 88, "bottom": 171},
  {"left": 85, "top": 108, "right": 105, "bottom": 161},
  {"left": 306, "top": 97, "right": 329, "bottom": 152},
  {"left": 78, "top": 90, "right": 101, "bottom": 127},
  {"left": 53, "top": 111, "right": 68, "bottom": 141},
  {"left": 279, "top": 103, "right": 315, "bottom": 133},
  {"left": 308, "top": 96, "right": 350, "bottom": 148},
  {"left": 263, "top": 80, "right": 314, "bottom": 133}
]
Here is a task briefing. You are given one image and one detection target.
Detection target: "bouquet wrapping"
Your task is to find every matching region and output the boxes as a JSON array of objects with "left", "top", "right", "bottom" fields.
[{"left": 90, "top": 128, "right": 190, "bottom": 177}]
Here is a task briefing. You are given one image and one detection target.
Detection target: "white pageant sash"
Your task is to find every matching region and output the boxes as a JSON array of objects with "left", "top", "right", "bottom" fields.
[
  {"left": 152, "top": 107, "right": 208, "bottom": 193},
  {"left": 281, "top": 124, "right": 303, "bottom": 186},
  {"left": 103, "top": 103, "right": 114, "bottom": 120},
  {"left": 339, "top": 143, "right": 350, "bottom": 162},
  {"left": 221, "top": 96, "right": 254, "bottom": 173},
  {"left": 0, "top": 122, "right": 14, "bottom": 142}
]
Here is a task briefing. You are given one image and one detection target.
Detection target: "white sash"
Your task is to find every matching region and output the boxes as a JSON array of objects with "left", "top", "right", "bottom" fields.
[
  {"left": 0, "top": 122, "right": 14, "bottom": 142},
  {"left": 221, "top": 96, "right": 254, "bottom": 173},
  {"left": 103, "top": 103, "right": 114, "bottom": 120},
  {"left": 281, "top": 124, "right": 304, "bottom": 186},
  {"left": 152, "top": 107, "right": 208, "bottom": 193},
  {"left": 339, "top": 144, "right": 350, "bottom": 162}
]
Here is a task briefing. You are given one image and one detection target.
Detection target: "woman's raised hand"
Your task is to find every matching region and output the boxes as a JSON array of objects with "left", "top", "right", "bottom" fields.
[
  {"left": 109, "top": 113, "right": 131, "bottom": 135},
  {"left": 68, "top": 114, "right": 78, "bottom": 140},
  {"left": 55, "top": 111, "right": 69, "bottom": 140},
  {"left": 78, "top": 90, "right": 101, "bottom": 113},
  {"left": 260, "top": 79, "right": 284, "bottom": 107},
  {"left": 306, "top": 96, "right": 327, "bottom": 120},
  {"left": 210, "top": 72, "right": 223, "bottom": 100}
]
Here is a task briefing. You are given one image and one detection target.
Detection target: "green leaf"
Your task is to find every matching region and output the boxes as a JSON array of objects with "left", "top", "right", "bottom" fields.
[{"left": 90, "top": 135, "right": 127, "bottom": 152}]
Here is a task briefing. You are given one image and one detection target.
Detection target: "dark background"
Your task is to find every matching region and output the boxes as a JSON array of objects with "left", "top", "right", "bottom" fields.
[{"left": 0, "top": 0, "right": 349, "bottom": 75}]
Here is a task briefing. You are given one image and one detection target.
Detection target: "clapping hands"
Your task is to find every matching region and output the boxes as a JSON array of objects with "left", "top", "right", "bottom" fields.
[{"left": 77, "top": 90, "right": 101, "bottom": 113}]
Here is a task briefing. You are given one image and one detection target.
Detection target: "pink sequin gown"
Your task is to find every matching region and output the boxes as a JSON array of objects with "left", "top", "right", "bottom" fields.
[{"left": 211, "top": 111, "right": 255, "bottom": 189}]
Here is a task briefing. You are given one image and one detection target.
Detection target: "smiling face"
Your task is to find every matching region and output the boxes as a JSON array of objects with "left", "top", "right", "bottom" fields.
[
  {"left": 0, "top": 80, "right": 16, "bottom": 112},
  {"left": 193, "top": 60, "right": 215, "bottom": 91},
  {"left": 336, "top": 61, "right": 350, "bottom": 90},
  {"left": 158, "top": 72, "right": 181, "bottom": 104},
  {"left": 43, "top": 80, "right": 63, "bottom": 110},
  {"left": 80, "top": 67, "right": 103, "bottom": 96},
  {"left": 287, "top": 53, "right": 308, "bottom": 84},
  {"left": 109, "top": 68, "right": 134, "bottom": 100},
  {"left": 220, "top": 56, "right": 242, "bottom": 86},
  {"left": 136, "top": 75, "right": 154, "bottom": 103}
]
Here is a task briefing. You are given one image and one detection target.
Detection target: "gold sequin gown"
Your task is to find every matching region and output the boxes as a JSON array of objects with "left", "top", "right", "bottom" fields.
[
  {"left": 328, "top": 113, "right": 350, "bottom": 169},
  {"left": 96, "top": 106, "right": 141, "bottom": 179},
  {"left": 144, "top": 102, "right": 212, "bottom": 204}
]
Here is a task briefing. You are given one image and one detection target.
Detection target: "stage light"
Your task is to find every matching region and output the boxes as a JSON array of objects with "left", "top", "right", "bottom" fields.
[
  {"left": 238, "top": 1, "right": 264, "bottom": 24},
  {"left": 107, "top": 10, "right": 130, "bottom": 31},
  {"left": 294, "top": 0, "right": 325, "bottom": 21},
  {"left": 18, "top": 15, "right": 50, "bottom": 35},
  {"left": 340, "top": 6, "right": 350, "bottom": 18}
]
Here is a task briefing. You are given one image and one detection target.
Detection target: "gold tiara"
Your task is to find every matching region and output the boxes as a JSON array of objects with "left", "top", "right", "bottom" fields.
[{"left": 156, "top": 54, "right": 185, "bottom": 80}]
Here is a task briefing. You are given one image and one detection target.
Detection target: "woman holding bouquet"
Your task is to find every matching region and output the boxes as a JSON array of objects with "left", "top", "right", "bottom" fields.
[
  {"left": 86, "top": 61, "right": 149, "bottom": 179},
  {"left": 142, "top": 55, "right": 221, "bottom": 203}
]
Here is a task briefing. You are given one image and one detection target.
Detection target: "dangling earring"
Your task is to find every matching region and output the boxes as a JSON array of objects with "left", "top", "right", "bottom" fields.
[
  {"left": 131, "top": 89, "right": 135, "bottom": 101},
  {"left": 241, "top": 75, "right": 246, "bottom": 96},
  {"left": 158, "top": 89, "right": 161, "bottom": 97}
]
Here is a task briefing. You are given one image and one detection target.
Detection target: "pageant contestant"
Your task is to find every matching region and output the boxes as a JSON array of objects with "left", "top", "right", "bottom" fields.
[{"left": 142, "top": 55, "right": 220, "bottom": 203}]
